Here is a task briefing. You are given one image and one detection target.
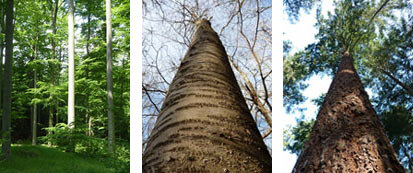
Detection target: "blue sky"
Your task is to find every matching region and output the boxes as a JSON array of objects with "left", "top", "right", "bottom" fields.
[{"left": 280, "top": 0, "right": 334, "bottom": 171}]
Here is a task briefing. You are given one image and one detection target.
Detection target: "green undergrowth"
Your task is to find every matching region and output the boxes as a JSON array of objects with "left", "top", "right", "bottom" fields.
[{"left": 0, "top": 145, "right": 115, "bottom": 173}]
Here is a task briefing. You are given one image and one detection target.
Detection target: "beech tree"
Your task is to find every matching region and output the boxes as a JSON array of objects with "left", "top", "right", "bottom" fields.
[
  {"left": 0, "top": 0, "right": 129, "bottom": 170},
  {"left": 67, "top": 0, "right": 75, "bottom": 129},
  {"left": 143, "top": 18, "right": 271, "bottom": 172},
  {"left": 106, "top": 0, "right": 115, "bottom": 154}
]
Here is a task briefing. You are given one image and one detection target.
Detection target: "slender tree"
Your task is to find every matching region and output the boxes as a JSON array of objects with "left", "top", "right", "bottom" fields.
[
  {"left": 47, "top": 0, "right": 59, "bottom": 147},
  {"left": 85, "top": 5, "right": 91, "bottom": 136},
  {"left": 0, "top": 0, "right": 4, "bottom": 108},
  {"left": 67, "top": 0, "right": 75, "bottom": 128},
  {"left": 32, "top": 46, "right": 38, "bottom": 146},
  {"left": 1, "top": 0, "right": 14, "bottom": 159},
  {"left": 142, "top": 18, "right": 271, "bottom": 172},
  {"left": 293, "top": 52, "right": 404, "bottom": 172},
  {"left": 106, "top": 0, "right": 115, "bottom": 154}
]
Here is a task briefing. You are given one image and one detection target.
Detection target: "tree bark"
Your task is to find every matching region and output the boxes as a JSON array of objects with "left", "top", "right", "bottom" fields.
[
  {"left": 85, "top": 10, "right": 91, "bottom": 136},
  {"left": 67, "top": 0, "right": 75, "bottom": 129},
  {"left": 0, "top": 0, "right": 4, "bottom": 111},
  {"left": 32, "top": 46, "right": 38, "bottom": 146},
  {"left": 142, "top": 19, "right": 271, "bottom": 172},
  {"left": 293, "top": 52, "right": 404, "bottom": 172},
  {"left": 48, "top": 0, "right": 59, "bottom": 147},
  {"left": 1, "top": 0, "right": 13, "bottom": 160},
  {"left": 106, "top": 0, "right": 115, "bottom": 154}
]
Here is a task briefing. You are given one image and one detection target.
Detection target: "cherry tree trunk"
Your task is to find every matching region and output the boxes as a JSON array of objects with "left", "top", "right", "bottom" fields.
[
  {"left": 293, "top": 52, "right": 404, "bottom": 172},
  {"left": 142, "top": 19, "right": 272, "bottom": 172}
]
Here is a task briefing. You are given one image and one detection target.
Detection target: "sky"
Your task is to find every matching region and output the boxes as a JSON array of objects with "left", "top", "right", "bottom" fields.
[{"left": 279, "top": 0, "right": 335, "bottom": 171}]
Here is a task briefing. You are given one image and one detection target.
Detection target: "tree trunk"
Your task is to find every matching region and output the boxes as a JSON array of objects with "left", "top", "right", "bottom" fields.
[
  {"left": 67, "top": 0, "right": 75, "bottom": 129},
  {"left": 0, "top": 0, "right": 4, "bottom": 111},
  {"left": 106, "top": 0, "right": 115, "bottom": 154},
  {"left": 86, "top": 11, "right": 91, "bottom": 136},
  {"left": 48, "top": 0, "right": 59, "bottom": 147},
  {"left": 1, "top": 0, "right": 13, "bottom": 160},
  {"left": 142, "top": 19, "right": 271, "bottom": 172},
  {"left": 293, "top": 52, "right": 404, "bottom": 172},
  {"left": 32, "top": 47, "right": 38, "bottom": 146}
]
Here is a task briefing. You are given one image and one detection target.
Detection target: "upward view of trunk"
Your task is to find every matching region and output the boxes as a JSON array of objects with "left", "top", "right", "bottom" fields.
[
  {"left": 67, "top": 0, "right": 75, "bottom": 129},
  {"left": 1, "top": 0, "right": 14, "bottom": 159},
  {"left": 106, "top": 0, "right": 115, "bottom": 154},
  {"left": 293, "top": 52, "right": 404, "bottom": 172},
  {"left": 142, "top": 19, "right": 271, "bottom": 172}
]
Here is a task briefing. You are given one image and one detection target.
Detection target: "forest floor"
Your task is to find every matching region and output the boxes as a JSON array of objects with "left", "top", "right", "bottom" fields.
[{"left": 0, "top": 145, "right": 115, "bottom": 173}]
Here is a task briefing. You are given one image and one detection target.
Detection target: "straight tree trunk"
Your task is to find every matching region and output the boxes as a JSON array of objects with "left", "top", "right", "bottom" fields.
[
  {"left": 48, "top": 0, "right": 59, "bottom": 147},
  {"left": 0, "top": 0, "right": 5, "bottom": 112},
  {"left": 32, "top": 47, "right": 38, "bottom": 146},
  {"left": 106, "top": 0, "right": 115, "bottom": 154},
  {"left": 67, "top": 0, "right": 75, "bottom": 129},
  {"left": 142, "top": 19, "right": 272, "bottom": 172},
  {"left": 33, "top": 71, "right": 37, "bottom": 145},
  {"left": 1, "top": 0, "right": 14, "bottom": 160},
  {"left": 86, "top": 11, "right": 91, "bottom": 136},
  {"left": 293, "top": 52, "right": 404, "bottom": 172}
]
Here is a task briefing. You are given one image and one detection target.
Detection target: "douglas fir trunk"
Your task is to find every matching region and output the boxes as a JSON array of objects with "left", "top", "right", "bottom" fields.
[
  {"left": 142, "top": 19, "right": 272, "bottom": 172},
  {"left": 293, "top": 52, "right": 404, "bottom": 172}
]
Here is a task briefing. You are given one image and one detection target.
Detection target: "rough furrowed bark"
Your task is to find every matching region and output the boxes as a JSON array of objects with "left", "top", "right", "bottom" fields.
[
  {"left": 293, "top": 52, "right": 404, "bottom": 173},
  {"left": 142, "top": 19, "right": 272, "bottom": 173}
]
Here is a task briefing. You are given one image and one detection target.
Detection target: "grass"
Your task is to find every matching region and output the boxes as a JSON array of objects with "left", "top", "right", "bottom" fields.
[{"left": 0, "top": 145, "right": 115, "bottom": 173}]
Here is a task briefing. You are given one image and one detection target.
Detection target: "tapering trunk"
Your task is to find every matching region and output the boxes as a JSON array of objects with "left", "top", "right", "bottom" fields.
[
  {"left": 67, "top": 0, "right": 75, "bottom": 128},
  {"left": 1, "top": 0, "right": 14, "bottom": 159},
  {"left": 142, "top": 19, "right": 272, "bottom": 172},
  {"left": 293, "top": 52, "right": 404, "bottom": 172},
  {"left": 106, "top": 0, "right": 115, "bottom": 154}
]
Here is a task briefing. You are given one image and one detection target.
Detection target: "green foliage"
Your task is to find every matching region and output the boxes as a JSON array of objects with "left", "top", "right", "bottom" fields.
[
  {"left": 41, "top": 123, "right": 130, "bottom": 172},
  {"left": 311, "top": 93, "right": 326, "bottom": 108},
  {"left": 283, "top": 119, "right": 315, "bottom": 155},
  {"left": 0, "top": 145, "right": 115, "bottom": 173},
  {"left": 284, "top": 0, "right": 319, "bottom": 22},
  {"left": 380, "top": 106, "right": 413, "bottom": 170},
  {"left": 283, "top": 51, "right": 310, "bottom": 112},
  {"left": 2, "top": 0, "right": 130, "bottom": 170}
]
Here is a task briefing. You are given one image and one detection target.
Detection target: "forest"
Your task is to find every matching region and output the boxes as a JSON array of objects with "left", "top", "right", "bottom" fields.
[
  {"left": 0, "top": 0, "right": 130, "bottom": 172},
  {"left": 283, "top": 0, "right": 412, "bottom": 171}
]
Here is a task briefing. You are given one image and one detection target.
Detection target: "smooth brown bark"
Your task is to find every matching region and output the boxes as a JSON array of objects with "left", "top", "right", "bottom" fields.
[
  {"left": 142, "top": 19, "right": 271, "bottom": 172},
  {"left": 293, "top": 52, "right": 404, "bottom": 172}
]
